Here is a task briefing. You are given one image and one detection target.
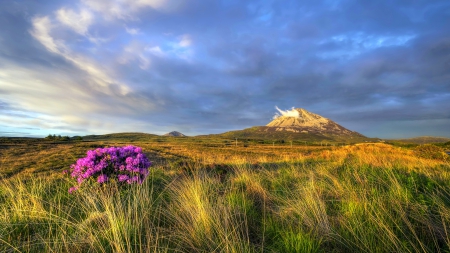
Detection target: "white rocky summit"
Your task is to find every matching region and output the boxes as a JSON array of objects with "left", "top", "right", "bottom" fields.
[
  {"left": 265, "top": 108, "right": 360, "bottom": 136},
  {"left": 267, "top": 108, "right": 330, "bottom": 128}
]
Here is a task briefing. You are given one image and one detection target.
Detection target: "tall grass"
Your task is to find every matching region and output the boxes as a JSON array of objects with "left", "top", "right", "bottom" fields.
[
  {"left": 0, "top": 169, "right": 169, "bottom": 252},
  {"left": 167, "top": 172, "right": 255, "bottom": 252},
  {"left": 1, "top": 143, "right": 450, "bottom": 252}
]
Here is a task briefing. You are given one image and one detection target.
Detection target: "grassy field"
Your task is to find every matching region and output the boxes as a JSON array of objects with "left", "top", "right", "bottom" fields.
[{"left": 1, "top": 134, "right": 450, "bottom": 252}]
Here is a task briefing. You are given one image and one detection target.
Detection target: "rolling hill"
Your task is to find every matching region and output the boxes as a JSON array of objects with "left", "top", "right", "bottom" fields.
[{"left": 163, "top": 131, "right": 187, "bottom": 137}]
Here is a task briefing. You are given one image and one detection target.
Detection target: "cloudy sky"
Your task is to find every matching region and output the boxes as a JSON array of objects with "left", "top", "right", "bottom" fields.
[{"left": 1, "top": 0, "right": 449, "bottom": 138}]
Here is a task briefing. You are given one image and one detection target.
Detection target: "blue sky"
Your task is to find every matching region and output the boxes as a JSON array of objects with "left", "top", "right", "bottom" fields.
[{"left": 1, "top": 0, "right": 449, "bottom": 138}]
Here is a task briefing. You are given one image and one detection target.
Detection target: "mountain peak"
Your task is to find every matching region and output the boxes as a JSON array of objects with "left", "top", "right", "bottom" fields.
[
  {"left": 268, "top": 108, "right": 329, "bottom": 128},
  {"left": 265, "top": 107, "right": 364, "bottom": 138},
  {"left": 163, "top": 131, "right": 186, "bottom": 137}
]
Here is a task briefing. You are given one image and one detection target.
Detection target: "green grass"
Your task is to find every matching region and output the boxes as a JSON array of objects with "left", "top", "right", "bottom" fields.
[{"left": 1, "top": 138, "right": 450, "bottom": 252}]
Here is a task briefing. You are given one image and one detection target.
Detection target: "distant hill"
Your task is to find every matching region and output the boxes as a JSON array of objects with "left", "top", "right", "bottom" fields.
[
  {"left": 214, "top": 108, "right": 374, "bottom": 143},
  {"left": 163, "top": 131, "right": 186, "bottom": 137},
  {"left": 394, "top": 136, "right": 450, "bottom": 144}
]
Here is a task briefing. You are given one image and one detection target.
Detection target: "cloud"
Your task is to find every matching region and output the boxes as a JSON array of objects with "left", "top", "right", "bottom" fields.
[
  {"left": 178, "top": 34, "right": 192, "bottom": 47},
  {"left": 125, "top": 26, "right": 141, "bottom": 35},
  {"left": 2, "top": 0, "right": 450, "bottom": 138},
  {"left": 318, "top": 32, "right": 417, "bottom": 59},
  {"left": 119, "top": 41, "right": 153, "bottom": 69},
  {"left": 273, "top": 106, "right": 300, "bottom": 119},
  {"left": 30, "top": 15, "right": 130, "bottom": 96},
  {"left": 137, "top": 0, "right": 185, "bottom": 13},
  {"left": 79, "top": 0, "right": 185, "bottom": 20},
  {"left": 146, "top": 46, "right": 165, "bottom": 57},
  {"left": 29, "top": 16, "right": 61, "bottom": 54},
  {"left": 56, "top": 8, "right": 93, "bottom": 35}
]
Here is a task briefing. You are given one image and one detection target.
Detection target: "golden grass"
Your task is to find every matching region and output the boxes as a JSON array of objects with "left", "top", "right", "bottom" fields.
[{"left": 1, "top": 139, "right": 450, "bottom": 252}]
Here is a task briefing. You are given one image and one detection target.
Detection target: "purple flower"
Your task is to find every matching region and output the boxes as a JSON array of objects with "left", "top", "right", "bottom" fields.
[
  {"left": 68, "top": 145, "right": 151, "bottom": 192},
  {"left": 118, "top": 174, "right": 129, "bottom": 182},
  {"left": 69, "top": 186, "right": 78, "bottom": 193},
  {"left": 97, "top": 174, "right": 108, "bottom": 184},
  {"left": 127, "top": 175, "right": 140, "bottom": 184}
]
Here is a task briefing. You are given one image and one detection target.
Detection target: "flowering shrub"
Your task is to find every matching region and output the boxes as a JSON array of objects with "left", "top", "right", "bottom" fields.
[{"left": 69, "top": 145, "right": 151, "bottom": 193}]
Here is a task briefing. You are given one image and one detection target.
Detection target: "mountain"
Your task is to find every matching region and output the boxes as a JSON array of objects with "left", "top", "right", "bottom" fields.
[
  {"left": 217, "top": 108, "right": 371, "bottom": 143},
  {"left": 163, "top": 131, "right": 186, "bottom": 137},
  {"left": 266, "top": 108, "right": 363, "bottom": 137}
]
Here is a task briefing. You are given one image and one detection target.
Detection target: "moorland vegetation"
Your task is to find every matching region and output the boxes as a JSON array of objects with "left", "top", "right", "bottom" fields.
[{"left": 1, "top": 134, "right": 450, "bottom": 252}]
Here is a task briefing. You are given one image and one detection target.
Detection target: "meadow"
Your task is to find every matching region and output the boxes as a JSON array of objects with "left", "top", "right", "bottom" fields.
[{"left": 1, "top": 134, "right": 450, "bottom": 252}]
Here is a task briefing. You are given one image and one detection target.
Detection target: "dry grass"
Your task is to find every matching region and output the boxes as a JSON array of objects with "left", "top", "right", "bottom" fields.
[{"left": 1, "top": 139, "right": 450, "bottom": 252}]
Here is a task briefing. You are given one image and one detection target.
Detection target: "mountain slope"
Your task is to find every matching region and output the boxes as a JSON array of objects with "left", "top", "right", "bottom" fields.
[
  {"left": 217, "top": 108, "right": 371, "bottom": 142},
  {"left": 266, "top": 108, "right": 364, "bottom": 137}
]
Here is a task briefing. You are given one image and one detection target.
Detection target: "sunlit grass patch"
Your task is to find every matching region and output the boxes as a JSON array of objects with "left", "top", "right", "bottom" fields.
[{"left": 1, "top": 139, "right": 450, "bottom": 252}]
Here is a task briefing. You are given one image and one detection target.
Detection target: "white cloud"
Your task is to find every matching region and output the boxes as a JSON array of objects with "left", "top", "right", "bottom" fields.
[
  {"left": 273, "top": 106, "right": 300, "bottom": 119},
  {"left": 0, "top": 57, "right": 158, "bottom": 136},
  {"left": 331, "top": 33, "right": 416, "bottom": 49},
  {"left": 80, "top": 0, "right": 128, "bottom": 20},
  {"left": 29, "top": 16, "right": 61, "bottom": 54},
  {"left": 125, "top": 26, "right": 141, "bottom": 35},
  {"left": 146, "top": 46, "right": 165, "bottom": 57},
  {"left": 119, "top": 37, "right": 193, "bottom": 67},
  {"left": 318, "top": 32, "right": 417, "bottom": 59},
  {"left": 0, "top": 66, "right": 92, "bottom": 136},
  {"left": 56, "top": 8, "right": 93, "bottom": 35},
  {"left": 30, "top": 15, "right": 130, "bottom": 95},
  {"left": 80, "top": 0, "right": 185, "bottom": 20},
  {"left": 120, "top": 42, "right": 153, "bottom": 69},
  {"left": 135, "top": 0, "right": 185, "bottom": 13},
  {"left": 179, "top": 34, "right": 192, "bottom": 47},
  {"left": 155, "top": 34, "right": 194, "bottom": 61},
  {"left": 0, "top": 64, "right": 99, "bottom": 114}
]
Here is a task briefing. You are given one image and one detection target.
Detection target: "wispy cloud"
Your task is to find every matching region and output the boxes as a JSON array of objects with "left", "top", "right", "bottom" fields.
[
  {"left": 273, "top": 106, "right": 300, "bottom": 119},
  {"left": 56, "top": 8, "right": 93, "bottom": 35},
  {"left": 178, "top": 34, "right": 192, "bottom": 47},
  {"left": 79, "top": 0, "right": 185, "bottom": 20},
  {"left": 29, "top": 16, "right": 60, "bottom": 54},
  {"left": 30, "top": 15, "right": 130, "bottom": 95},
  {"left": 125, "top": 26, "right": 141, "bottom": 35}
]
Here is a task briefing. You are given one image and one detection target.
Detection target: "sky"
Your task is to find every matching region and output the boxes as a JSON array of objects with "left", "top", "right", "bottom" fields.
[{"left": 1, "top": 0, "right": 449, "bottom": 139}]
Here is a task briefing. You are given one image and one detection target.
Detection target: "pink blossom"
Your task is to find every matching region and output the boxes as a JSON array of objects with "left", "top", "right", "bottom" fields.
[
  {"left": 97, "top": 174, "right": 108, "bottom": 184},
  {"left": 68, "top": 145, "right": 151, "bottom": 193},
  {"left": 69, "top": 186, "right": 78, "bottom": 193}
]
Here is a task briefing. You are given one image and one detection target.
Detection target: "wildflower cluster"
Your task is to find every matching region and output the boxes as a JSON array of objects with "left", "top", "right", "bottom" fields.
[{"left": 69, "top": 145, "right": 151, "bottom": 193}]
